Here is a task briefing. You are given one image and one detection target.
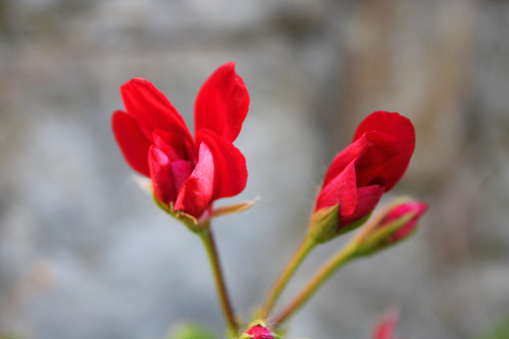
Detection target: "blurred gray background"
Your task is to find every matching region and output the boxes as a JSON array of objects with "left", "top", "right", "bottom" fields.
[{"left": 1, "top": 0, "right": 508, "bottom": 338}]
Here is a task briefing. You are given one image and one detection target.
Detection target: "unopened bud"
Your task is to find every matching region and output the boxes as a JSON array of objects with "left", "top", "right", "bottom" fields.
[
  {"left": 372, "top": 308, "right": 400, "bottom": 339},
  {"left": 356, "top": 200, "right": 427, "bottom": 256},
  {"left": 239, "top": 321, "right": 279, "bottom": 339}
]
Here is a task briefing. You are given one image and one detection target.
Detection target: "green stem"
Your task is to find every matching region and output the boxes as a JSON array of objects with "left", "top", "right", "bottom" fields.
[
  {"left": 199, "top": 227, "right": 239, "bottom": 333},
  {"left": 261, "top": 236, "right": 317, "bottom": 318},
  {"left": 272, "top": 240, "right": 358, "bottom": 326}
]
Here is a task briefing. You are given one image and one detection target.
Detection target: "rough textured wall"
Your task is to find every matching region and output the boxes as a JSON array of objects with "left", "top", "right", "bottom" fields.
[{"left": 1, "top": 0, "right": 508, "bottom": 338}]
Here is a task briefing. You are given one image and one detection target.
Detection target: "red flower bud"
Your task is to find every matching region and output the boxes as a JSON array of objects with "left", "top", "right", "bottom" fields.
[
  {"left": 380, "top": 201, "right": 427, "bottom": 241},
  {"left": 357, "top": 200, "right": 428, "bottom": 256},
  {"left": 372, "top": 309, "right": 401, "bottom": 339},
  {"left": 112, "top": 62, "right": 249, "bottom": 221},
  {"left": 240, "top": 321, "right": 278, "bottom": 339},
  {"left": 310, "top": 111, "right": 415, "bottom": 240}
]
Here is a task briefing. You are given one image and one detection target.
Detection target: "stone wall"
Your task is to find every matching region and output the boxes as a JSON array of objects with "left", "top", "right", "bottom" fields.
[{"left": 1, "top": 1, "right": 508, "bottom": 338}]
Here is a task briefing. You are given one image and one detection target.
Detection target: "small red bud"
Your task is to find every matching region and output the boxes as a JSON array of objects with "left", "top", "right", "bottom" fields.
[
  {"left": 356, "top": 200, "right": 428, "bottom": 256},
  {"left": 373, "top": 308, "right": 401, "bottom": 339},
  {"left": 381, "top": 201, "right": 427, "bottom": 243},
  {"left": 240, "top": 321, "right": 278, "bottom": 339}
]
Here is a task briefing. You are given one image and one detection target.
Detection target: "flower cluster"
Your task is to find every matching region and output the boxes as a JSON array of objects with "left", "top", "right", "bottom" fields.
[{"left": 111, "top": 63, "right": 427, "bottom": 339}]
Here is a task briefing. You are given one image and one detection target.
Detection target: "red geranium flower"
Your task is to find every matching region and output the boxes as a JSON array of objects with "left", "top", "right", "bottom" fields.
[
  {"left": 314, "top": 111, "right": 415, "bottom": 232},
  {"left": 112, "top": 62, "right": 249, "bottom": 220}
]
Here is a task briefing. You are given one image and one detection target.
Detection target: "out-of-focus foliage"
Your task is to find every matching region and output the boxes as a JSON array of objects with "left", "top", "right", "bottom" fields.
[
  {"left": 167, "top": 322, "right": 220, "bottom": 339},
  {"left": 477, "top": 317, "right": 509, "bottom": 339}
]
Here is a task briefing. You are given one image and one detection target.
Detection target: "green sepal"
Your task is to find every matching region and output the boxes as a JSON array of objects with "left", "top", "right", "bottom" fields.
[
  {"left": 238, "top": 333, "right": 253, "bottom": 339},
  {"left": 308, "top": 205, "right": 371, "bottom": 243},
  {"left": 152, "top": 193, "right": 208, "bottom": 234},
  {"left": 153, "top": 192, "right": 171, "bottom": 213},
  {"left": 337, "top": 212, "right": 372, "bottom": 236},
  {"left": 308, "top": 204, "right": 340, "bottom": 243},
  {"left": 211, "top": 197, "right": 259, "bottom": 219}
]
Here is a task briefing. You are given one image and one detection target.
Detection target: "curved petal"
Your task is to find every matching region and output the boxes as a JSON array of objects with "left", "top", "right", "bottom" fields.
[
  {"left": 174, "top": 143, "right": 215, "bottom": 218},
  {"left": 152, "top": 129, "right": 197, "bottom": 163},
  {"left": 170, "top": 160, "right": 194, "bottom": 195},
  {"left": 149, "top": 144, "right": 194, "bottom": 207},
  {"left": 149, "top": 146, "right": 177, "bottom": 205},
  {"left": 322, "top": 135, "right": 373, "bottom": 188},
  {"left": 353, "top": 111, "right": 415, "bottom": 191},
  {"left": 316, "top": 160, "right": 358, "bottom": 216},
  {"left": 194, "top": 62, "right": 250, "bottom": 142},
  {"left": 121, "top": 78, "right": 193, "bottom": 143},
  {"left": 196, "top": 129, "right": 248, "bottom": 200},
  {"left": 355, "top": 131, "right": 400, "bottom": 187},
  {"left": 112, "top": 110, "right": 151, "bottom": 176},
  {"left": 339, "top": 182, "right": 385, "bottom": 227}
]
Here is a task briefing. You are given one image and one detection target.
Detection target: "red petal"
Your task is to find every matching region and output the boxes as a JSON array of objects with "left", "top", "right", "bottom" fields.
[
  {"left": 322, "top": 135, "right": 373, "bottom": 188},
  {"left": 245, "top": 324, "right": 275, "bottom": 339},
  {"left": 339, "top": 183, "right": 385, "bottom": 227},
  {"left": 355, "top": 131, "right": 400, "bottom": 187},
  {"left": 120, "top": 78, "right": 193, "bottom": 143},
  {"left": 196, "top": 129, "right": 248, "bottom": 200},
  {"left": 152, "top": 129, "right": 197, "bottom": 163},
  {"left": 112, "top": 110, "right": 151, "bottom": 176},
  {"left": 170, "top": 160, "right": 193, "bottom": 194},
  {"left": 353, "top": 111, "right": 415, "bottom": 191},
  {"left": 316, "top": 160, "right": 358, "bottom": 216},
  {"left": 194, "top": 62, "right": 250, "bottom": 142},
  {"left": 148, "top": 146, "right": 178, "bottom": 205},
  {"left": 174, "top": 143, "right": 215, "bottom": 218}
]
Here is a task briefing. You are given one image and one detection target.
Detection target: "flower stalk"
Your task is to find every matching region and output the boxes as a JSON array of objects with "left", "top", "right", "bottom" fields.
[
  {"left": 272, "top": 198, "right": 427, "bottom": 326},
  {"left": 261, "top": 235, "right": 317, "bottom": 318},
  {"left": 199, "top": 226, "right": 239, "bottom": 333},
  {"left": 272, "top": 239, "right": 359, "bottom": 326}
]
